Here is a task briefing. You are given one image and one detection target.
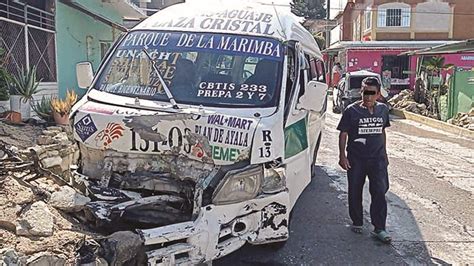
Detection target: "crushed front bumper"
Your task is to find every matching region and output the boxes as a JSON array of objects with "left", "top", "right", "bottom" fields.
[{"left": 138, "top": 191, "right": 290, "bottom": 265}]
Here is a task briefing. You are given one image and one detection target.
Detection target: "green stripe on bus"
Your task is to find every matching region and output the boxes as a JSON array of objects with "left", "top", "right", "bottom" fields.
[{"left": 284, "top": 117, "right": 308, "bottom": 159}]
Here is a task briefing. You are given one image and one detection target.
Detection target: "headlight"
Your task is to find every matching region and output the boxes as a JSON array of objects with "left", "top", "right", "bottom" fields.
[
  {"left": 212, "top": 166, "right": 263, "bottom": 205},
  {"left": 262, "top": 167, "right": 286, "bottom": 193}
]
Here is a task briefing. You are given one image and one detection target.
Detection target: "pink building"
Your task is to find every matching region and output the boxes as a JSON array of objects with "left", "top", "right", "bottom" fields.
[{"left": 325, "top": 41, "right": 457, "bottom": 94}]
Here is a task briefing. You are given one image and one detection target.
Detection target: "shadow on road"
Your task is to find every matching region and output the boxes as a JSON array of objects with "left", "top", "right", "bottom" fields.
[{"left": 215, "top": 166, "right": 438, "bottom": 265}]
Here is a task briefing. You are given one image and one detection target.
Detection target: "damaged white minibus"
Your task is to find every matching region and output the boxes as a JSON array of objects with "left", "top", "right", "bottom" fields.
[{"left": 72, "top": 0, "right": 327, "bottom": 264}]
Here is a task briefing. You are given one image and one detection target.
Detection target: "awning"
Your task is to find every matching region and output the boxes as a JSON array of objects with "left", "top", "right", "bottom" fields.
[
  {"left": 401, "top": 39, "right": 474, "bottom": 56},
  {"left": 324, "top": 40, "right": 454, "bottom": 54}
]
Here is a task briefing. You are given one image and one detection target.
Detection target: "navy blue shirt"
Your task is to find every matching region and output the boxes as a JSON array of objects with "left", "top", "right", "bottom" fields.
[{"left": 337, "top": 101, "right": 390, "bottom": 159}]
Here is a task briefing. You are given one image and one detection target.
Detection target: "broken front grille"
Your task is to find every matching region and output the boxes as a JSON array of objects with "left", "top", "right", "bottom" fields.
[
  {"left": 80, "top": 172, "right": 195, "bottom": 233},
  {"left": 77, "top": 144, "right": 216, "bottom": 232}
]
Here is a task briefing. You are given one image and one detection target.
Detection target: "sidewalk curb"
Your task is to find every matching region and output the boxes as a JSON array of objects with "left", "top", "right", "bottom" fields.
[{"left": 390, "top": 108, "right": 474, "bottom": 140}]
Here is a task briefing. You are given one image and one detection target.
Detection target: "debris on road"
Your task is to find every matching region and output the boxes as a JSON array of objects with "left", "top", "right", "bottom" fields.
[
  {"left": 49, "top": 185, "right": 91, "bottom": 212},
  {"left": 16, "top": 201, "right": 55, "bottom": 237},
  {"left": 0, "top": 121, "right": 146, "bottom": 265},
  {"left": 390, "top": 91, "right": 474, "bottom": 131},
  {"left": 388, "top": 90, "right": 431, "bottom": 117},
  {"left": 447, "top": 108, "right": 474, "bottom": 131},
  {"left": 0, "top": 172, "right": 87, "bottom": 264},
  {"left": 0, "top": 121, "right": 43, "bottom": 149}
]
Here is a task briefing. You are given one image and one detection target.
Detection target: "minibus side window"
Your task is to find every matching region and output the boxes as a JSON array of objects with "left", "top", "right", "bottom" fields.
[
  {"left": 298, "top": 66, "right": 305, "bottom": 98},
  {"left": 315, "top": 59, "right": 326, "bottom": 82},
  {"left": 285, "top": 48, "right": 296, "bottom": 107},
  {"left": 309, "top": 58, "right": 326, "bottom": 82},
  {"left": 309, "top": 57, "right": 318, "bottom": 80},
  {"left": 298, "top": 54, "right": 310, "bottom": 98},
  {"left": 309, "top": 58, "right": 318, "bottom": 80}
]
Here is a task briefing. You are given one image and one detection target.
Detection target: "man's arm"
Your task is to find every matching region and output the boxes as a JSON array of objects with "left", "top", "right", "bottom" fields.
[
  {"left": 383, "top": 129, "right": 389, "bottom": 165},
  {"left": 338, "top": 131, "right": 351, "bottom": 170}
]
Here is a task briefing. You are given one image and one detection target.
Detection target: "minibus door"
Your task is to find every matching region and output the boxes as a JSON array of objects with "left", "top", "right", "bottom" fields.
[{"left": 283, "top": 44, "right": 312, "bottom": 208}]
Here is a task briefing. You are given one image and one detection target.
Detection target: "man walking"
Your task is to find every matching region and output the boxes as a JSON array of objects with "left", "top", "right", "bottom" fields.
[{"left": 337, "top": 77, "right": 392, "bottom": 243}]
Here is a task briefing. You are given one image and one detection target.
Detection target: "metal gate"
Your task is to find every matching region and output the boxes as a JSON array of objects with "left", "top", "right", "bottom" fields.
[
  {"left": 448, "top": 70, "right": 474, "bottom": 119},
  {"left": 0, "top": 0, "right": 56, "bottom": 82}
]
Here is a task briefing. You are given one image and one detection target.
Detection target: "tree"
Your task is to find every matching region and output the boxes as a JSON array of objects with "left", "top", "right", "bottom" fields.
[
  {"left": 291, "top": 0, "right": 327, "bottom": 20},
  {"left": 313, "top": 33, "right": 326, "bottom": 50}
]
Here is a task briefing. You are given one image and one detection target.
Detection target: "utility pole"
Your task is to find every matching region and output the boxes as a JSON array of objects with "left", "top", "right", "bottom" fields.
[{"left": 326, "top": 0, "right": 331, "bottom": 49}]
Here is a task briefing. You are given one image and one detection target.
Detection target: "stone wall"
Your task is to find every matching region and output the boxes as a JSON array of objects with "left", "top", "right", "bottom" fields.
[{"left": 28, "top": 125, "right": 80, "bottom": 176}]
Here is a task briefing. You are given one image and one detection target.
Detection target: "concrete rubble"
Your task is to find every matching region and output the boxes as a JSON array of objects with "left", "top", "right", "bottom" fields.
[
  {"left": 28, "top": 125, "right": 80, "bottom": 175},
  {"left": 49, "top": 186, "right": 91, "bottom": 212},
  {"left": 16, "top": 201, "right": 54, "bottom": 237},
  {"left": 0, "top": 121, "right": 145, "bottom": 265},
  {"left": 25, "top": 252, "right": 67, "bottom": 266},
  {"left": 0, "top": 249, "right": 20, "bottom": 265},
  {"left": 0, "top": 173, "right": 86, "bottom": 265},
  {"left": 389, "top": 90, "right": 474, "bottom": 131},
  {"left": 447, "top": 108, "right": 474, "bottom": 131},
  {"left": 388, "top": 89, "right": 432, "bottom": 118}
]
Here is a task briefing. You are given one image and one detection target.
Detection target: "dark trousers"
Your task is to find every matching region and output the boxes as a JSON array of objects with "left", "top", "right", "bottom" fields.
[{"left": 347, "top": 155, "right": 389, "bottom": 230}]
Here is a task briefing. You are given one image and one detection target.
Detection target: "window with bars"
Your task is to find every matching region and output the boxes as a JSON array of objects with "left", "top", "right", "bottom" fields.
[
  {"left": 0, "top": 0, "right": 56, "bottom": 82},
  {"left": 386, "top": 9, "right": 401, "bottom": 26},
  {"left": 377, "top": 7, "right": 410, "bottom": 28}
]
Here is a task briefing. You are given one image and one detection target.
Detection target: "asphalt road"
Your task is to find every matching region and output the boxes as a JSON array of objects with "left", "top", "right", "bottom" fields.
[{"left": 216, "top": 105, "right": 474, "bottom": 265}]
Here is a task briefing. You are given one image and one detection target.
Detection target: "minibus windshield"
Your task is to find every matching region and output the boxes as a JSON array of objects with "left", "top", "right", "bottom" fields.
[{"left": 94, "top": 30, "right": 284, "bottom": 108}]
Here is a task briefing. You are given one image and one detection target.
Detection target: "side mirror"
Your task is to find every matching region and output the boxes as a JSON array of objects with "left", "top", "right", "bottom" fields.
[
  {"left": 298, "top": 81, "right": 327, "bottom": 112},
  {"left": 76, "top": 62, "right": 94, "bottom": 89}
]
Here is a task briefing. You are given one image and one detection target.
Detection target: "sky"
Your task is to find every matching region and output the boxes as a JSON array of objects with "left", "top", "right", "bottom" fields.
[
  {"left": 184, "top": 0, "right": 348, "bottom": 19},
  {"left": 330, "top": 0, "right": 347, "bottom": 18}
]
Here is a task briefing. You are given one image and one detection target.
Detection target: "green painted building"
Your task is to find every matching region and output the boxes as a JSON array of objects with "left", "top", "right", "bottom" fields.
[{"left": 55, "top": 0, "right": 146, "bottom": 98}]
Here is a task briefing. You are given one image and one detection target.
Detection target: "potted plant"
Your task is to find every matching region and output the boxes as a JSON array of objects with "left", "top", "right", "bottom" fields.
[
  {"left": 7, "top": 76, "right": 21, "bottom": 114},
  {"left": 32, "top": 96, "right": 53, "bottom": 123},
  {"left": 51, "top": 90, "right": 77, "bottom": 125},
  {"left": 0, "top": 67, "right": 10, "bottom": 112},
  {"left": 10, "top": 65, "right": 43, "bottom": 119}
]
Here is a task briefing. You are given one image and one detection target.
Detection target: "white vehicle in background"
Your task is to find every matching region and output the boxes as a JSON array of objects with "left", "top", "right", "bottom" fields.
[
  {"left": 332, "top": 70, "right": 389, "bottom": 113},
  {"left": 72, "top": 0, "right": 328, "bottom": 264}
]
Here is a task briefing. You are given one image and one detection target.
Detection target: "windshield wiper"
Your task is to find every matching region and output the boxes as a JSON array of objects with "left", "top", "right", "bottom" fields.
[{"left": 142, "top": 48, "right": 180, "bottom": 109}]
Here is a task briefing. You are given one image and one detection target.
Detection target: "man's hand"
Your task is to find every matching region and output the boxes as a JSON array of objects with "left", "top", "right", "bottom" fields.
[
  {"left": 339, "top": 155, "right": 351, "bottom": 170},
  {"left": 338, "top": 132, "right": 350, "bottom": 170}
]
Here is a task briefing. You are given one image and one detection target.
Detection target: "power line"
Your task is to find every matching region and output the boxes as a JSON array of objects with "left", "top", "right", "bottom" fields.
[
  {"left": 328, "top": 6, "right": 474, "bottom": 16},
  {"left": 260, "top": 3, "right": 474, "bottom": 16}
]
